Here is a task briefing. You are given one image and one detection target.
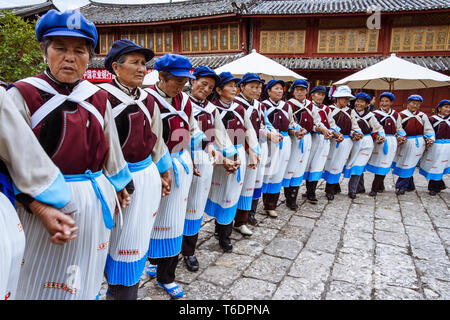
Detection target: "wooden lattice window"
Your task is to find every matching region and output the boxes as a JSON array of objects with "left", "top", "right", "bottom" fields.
[
  {"left": 118, "top": 28, "right": 172, "bottom": 53},
  {"left": 182, "top": 23, "right": 239, "bottom": 53},
  {"left": 260, "top": 30, "right": 306, "bottom": 54},
  {"left": 317, "top": 28, "right": 379, "bottom": 53},
  {"left": 98, "top": 30, "right": 114, "bottom": 54},
  {"left": 390, "top": 25, "right": 449, "bottom": 52}
]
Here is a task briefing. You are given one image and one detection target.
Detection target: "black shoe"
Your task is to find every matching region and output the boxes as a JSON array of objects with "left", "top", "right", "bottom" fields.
[
  {"left": 348, "top": 193, "right": 356, "bottom": 199},
  {"left": 396, "top": 188, "right": 405, "bottom": 195},
  {"left": 326, "top": 193, "right": 334, "bottom": 200},
  {"left": 429, "top": 190, "right": 437, "bottom": 196},
  {"left": 307, "top": 194, "right": 318, "bottom": 203},
  {"left": 356, "top": 189, "right": 366, "bottom": 194},
  {"left": 406, "top": 187, "right": 416, "bottom": 192},
  {"left": 219, "top": 240, "right": 233, "bottom": 253},
  {"left": 286, "top": 202, "right": 298, "bottom": 210},
  {"left": 369, "top": 190, "right": 377, "bottom": 197},
  {"left": 183, "top": 255, "right": 199, "bottom": 272},
  {"left": 248, "top": 213, "right": 258, "bottom": 226},
  {"left": 302, "top": 193, "right": 307, "bottom": 198}
]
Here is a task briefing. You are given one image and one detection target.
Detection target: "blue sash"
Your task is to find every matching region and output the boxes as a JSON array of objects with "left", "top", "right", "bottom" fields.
[
  {"left": 64, "top": 170, "right": 114, "bottom": 230},
  {"left": 171, "top": 150, "right": 189, "bottom": 188}
]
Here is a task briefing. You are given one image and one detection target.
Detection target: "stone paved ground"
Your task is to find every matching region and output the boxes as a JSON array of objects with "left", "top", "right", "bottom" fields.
[{"left": 100, "top": 170, "right": 450, "bottom": 300}]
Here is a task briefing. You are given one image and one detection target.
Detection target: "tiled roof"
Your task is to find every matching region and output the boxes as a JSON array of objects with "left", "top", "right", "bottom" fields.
[
  {"left": 80, "top": 0, "right": 450, "bottom": 24},
  {"left": 273, "top": 56, "right": 450, "bottom": 71},
  {"left": 247, "top": 0, "right": 450, "bottom": 15},
  {"left": 88, "top": 52, "right": 245, "bottom": 68},
  {"left": 89, "top": 53, "right": 450, "bottom": 72},
  {"left": 81, "top": 0, "right": 236, "bottom": 24}
]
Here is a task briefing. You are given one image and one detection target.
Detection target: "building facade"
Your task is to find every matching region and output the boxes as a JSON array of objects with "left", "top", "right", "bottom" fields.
[{"left": 12, "top": 0, "right": 450, "bottom": 114}]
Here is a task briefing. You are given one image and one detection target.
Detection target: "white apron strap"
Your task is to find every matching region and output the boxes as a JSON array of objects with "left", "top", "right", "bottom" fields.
[
  {"left": 146, "top": 88, "right": 189, "bottom": 124},
  {"left": 98, "top": 83, "right": 152, "bottom": 125},
  {"left": 21, "top": 77, "right": 104, "bottom": 129},
  {"left": 217, "top": 102, "right": 244, "bottom": 125},
  {"left": 191, "top": 99, "right": 215, "bottom": 125}
]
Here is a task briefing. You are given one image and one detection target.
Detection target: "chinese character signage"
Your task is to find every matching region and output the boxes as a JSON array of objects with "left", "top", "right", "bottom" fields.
[{"left": 82, "top": 68, "right": 113, "bottom": 82}]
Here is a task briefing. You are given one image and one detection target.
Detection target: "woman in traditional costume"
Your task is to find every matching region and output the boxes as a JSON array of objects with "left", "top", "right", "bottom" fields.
[{"left": 8, "top": 10, "right": 132, "bottom": 300}]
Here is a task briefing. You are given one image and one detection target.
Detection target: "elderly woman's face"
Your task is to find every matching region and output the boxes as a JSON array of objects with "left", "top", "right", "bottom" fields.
[
  {"left": 268, "top": 83, "right": 284, "bottom": 102},
  {"left": 354, "top": 98, "right": 368, "bottom": 112},
  {"left": 112, "top": 52, "right": 147, "bottom": 88},
  {"left": 159, "top": 72, "right": 188, "bottom": 98},
  {"left": 44, "top": 36, "right": 90, "bottom": 83},
  {"left": 191, "top": 77, "right": 216, "bottom": 101}
]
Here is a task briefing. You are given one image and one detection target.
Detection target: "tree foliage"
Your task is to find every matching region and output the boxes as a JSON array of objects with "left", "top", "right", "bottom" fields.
[{"left": 0, "top": 10, "right": 45, "bottom": 84}]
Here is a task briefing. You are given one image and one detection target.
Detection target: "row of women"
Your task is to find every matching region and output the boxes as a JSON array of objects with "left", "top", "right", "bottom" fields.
[{"left": 0, "top": 9, "right": 448, "bottom": 301}]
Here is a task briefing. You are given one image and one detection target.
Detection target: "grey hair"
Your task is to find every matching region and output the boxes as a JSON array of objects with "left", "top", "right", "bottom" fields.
[{"left": 40, "top": 37, "right": 96, "bottom": 61}]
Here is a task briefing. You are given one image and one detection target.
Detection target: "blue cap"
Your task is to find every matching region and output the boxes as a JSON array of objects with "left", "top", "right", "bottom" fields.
[
  {"left": 238, "top": 73, "right": 265, "bottom": 86},
  {"left": 407, "top": 94, "right": 423, "bottom": 103},
  {"left": 36, "top": 9, "right": 98, "bottom": 47},
  {"left": 310, "top": 85, "right": 327, "bottom": 94},
  {"left": 216, "top": 72, "right": 240, "bottom": 88},
  {"left": 379, "top": 92, "right": 395, "bottom": 102},
  {"left": 104, "top": 39, "right": 154, "bottom": 74},
  {"left": 355, "top": 92, "right": 372, "bottom": 104},
  {"left": 153, "top": 53, "right": 195, "bottom": 79},
  {"left": 291, "top": 79, "right": 309, "bottom": 89},
  {"left": 192, "top": 66, "right": 220, "bottom": 83},
  {"left": 436, "top": 99, "right": 450, "bottom": 112},
  {"left": 265, "top": 79, "right": 285, "bottom": 95}
]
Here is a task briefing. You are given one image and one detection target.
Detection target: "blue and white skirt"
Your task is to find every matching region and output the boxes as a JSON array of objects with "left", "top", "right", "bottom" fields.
[
  {"left": 148, "top": 149, "right": 193, "bottom": 259},
  {"left": 419, "top": 139, "right": 450, "bottom": 181},
  {"left": 323, "top": 136, "right": 353, "bottom": 184},
  {"left": 16, "top": 172, "right": 116, "bottom": 300},
  {"left": 252, "top": 140, "right": 268, "bottom": 200},
  {"left": 184, "top": 149, "right": 214, "bottom": 236},
  {"left": 205, "top": 145, "right": 246, "bottom": 225},
  {"left": 105, "top": 156, "right": 161, "bottom": 286},
  {"left": 392, "top": 135, "right": 425, "bottom": 178},
  {"left": 263, "top": 132, "right": 291, "bottom": 194},
  {"left": 366, "top": 134, "right": 398, "bottom": 176},
  {"left": 304, "top": 132, "right": 330, "bottom": 182},
  {"left": 0, "top": 193, "right": 25, "bottom": 300},
  {"left": 283, "top": 133, "right": 311, "bottom": 187},
  {"left": 343, "top": 134, "right": 374, "bottom": 178}
]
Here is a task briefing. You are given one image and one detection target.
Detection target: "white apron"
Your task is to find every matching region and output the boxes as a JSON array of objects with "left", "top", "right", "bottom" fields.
[
  {"left": 148, "top": 149, "right": 193, "bottom": 259},
  {"left": 323, "top": 135, "right": 353, "bottom": 184},
  {"left": 304, "top": 132, "right": 330, "bottom": 182},
  {"left": 419, "top": 139, "right": 450, "bottom": 180},
  {"left": 392, "top": 135, "right": 425, "bottom": 178},
  {"left": 262, "top": 132, "right": 291, "bottom": 194},
  {"left": 184, "top": 148, "right": 214, "bottom": 236},
  {"left": 205, "top": 145, "right": 246, "bottom": 225},
  {"left": 253, "top": 139, "right": 268, "bottom": 200},
  {"left": 283, "top": 133, "right": 311, "bottom": 187},
  {"left": 105, "top": 156, "right": 161, "bottom": 286},
  {"left": 16, "top": 173, "right": 116, "bottom": 300},
  {"left": 0, "top": 193, "right": 25, "bottom": 300},
  {"left": 343, "top": 134, "right": 374, "bottom": 177},
  {"left": 366, "top": 134, "right": 398, "bottom": 176}
]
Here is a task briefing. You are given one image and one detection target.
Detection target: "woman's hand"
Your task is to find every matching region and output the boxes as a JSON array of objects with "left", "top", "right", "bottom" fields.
[
  {"left": 207, "top": 144, "right": 220, "bottom": 167},
  {"left": 375, "top": 135, "right": 385, "bottom": 144},
  {"left": 160, "top": 170, "right": 172, "bottom": 197},
  {"left": 247, "top": 148, "right": 260, "bottom": 169},
  {"left": 116, "top": 188, "right": 131, "bottom": 213},
  {"left": 333, "top": 132, "right": 344, "bottom": 143},
  {"left": 294, "top": 128, "right": 307, "bottom": 140},
  {"left": 29, "top": 200, "right": 78, "bottom": 245}
]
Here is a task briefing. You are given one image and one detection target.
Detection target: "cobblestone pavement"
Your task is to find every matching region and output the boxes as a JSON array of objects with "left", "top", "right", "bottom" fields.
[{"left": 100, "top": 170, "right": 450, "bottom": 300}]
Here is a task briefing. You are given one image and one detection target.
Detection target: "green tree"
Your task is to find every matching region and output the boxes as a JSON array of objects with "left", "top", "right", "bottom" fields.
[{"left": 0, "top": 10, "right": 45, "bottom": 84}]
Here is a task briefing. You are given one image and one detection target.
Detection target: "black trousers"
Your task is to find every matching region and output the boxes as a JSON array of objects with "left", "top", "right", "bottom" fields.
[
  {"left": 107, "top": 283, "right": 139, "bottom": 300},
  {"left": 234, "top": 209, "right": 248, "bottom": 227},
  {"left": 428, "top": 179, "right": 446, "bottom": 192},
  {"left": 181, "top": 233, "right": 199, "bottom": 257},
  {"left": 305, "top": 180, "right": 318, "bottom": 196},
  {"left": 215, "top": 220, "right": 233, "bottom": 244},
  {"left": 348, "top": 174, "right": 365, "bottom": 194},
  {"left": 148, "top": 255, "right": 179, "bottom": 284},
  {"left": 325, "top": 182, "right": 341, "bottom": 195},
  {"left": 263, "top": 192, "right": 279, "bottom": 210},
  {"left": 395, "top": 177, "right": 415, "bottom": 191},
  {"left": 371, "top": 174, "right": 386, "bottom": 192}
]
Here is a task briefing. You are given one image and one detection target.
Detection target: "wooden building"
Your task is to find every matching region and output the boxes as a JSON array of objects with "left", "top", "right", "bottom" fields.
[{"left": 12, "top": 0, "right": 450, "bottom": 114}]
